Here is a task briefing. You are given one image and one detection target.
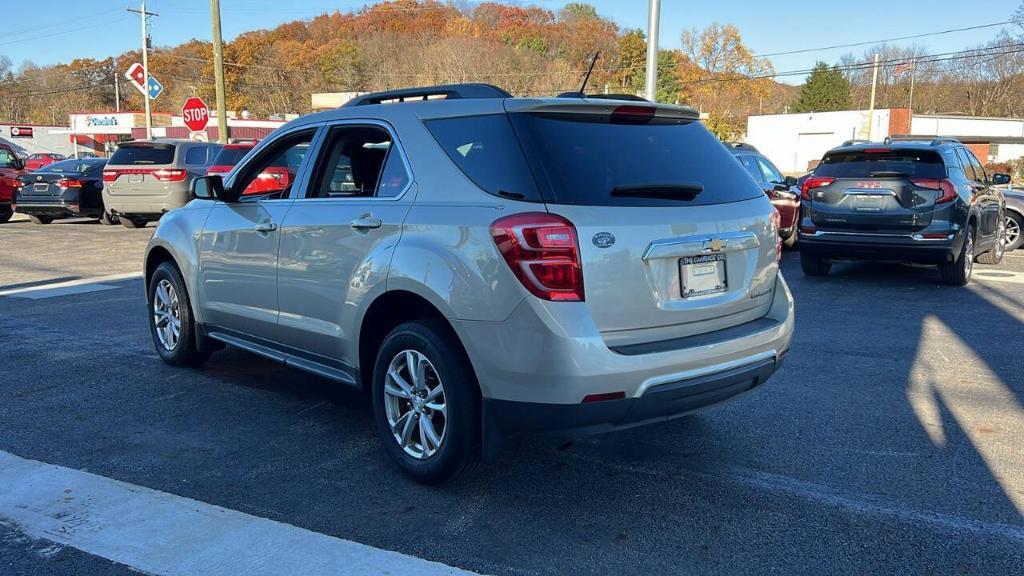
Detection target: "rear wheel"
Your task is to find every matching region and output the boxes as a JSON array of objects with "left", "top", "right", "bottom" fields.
[
  {"left": 120, "top": 216, "right": 148, "bottom": 229},
  {"left": 800, "top": 251, "right": 831, "bottom": 276},
  {"left": 148, "top": 261, "right": 209, "bottom": 367},
  {"left": 976, "top": 217, "right": 1005, "bottom": 265},
  {"left": 372, "top": 319, "right": 481, "bottom": 484},
  {"left": 940, "top": 225, "right": 975, "bottom": 286},
  {"left": 1003, "top": 211, "right": 1023, "bottom": 252},
  {"left": 28, "top": 215, "right": 53, "bottom": 225}
]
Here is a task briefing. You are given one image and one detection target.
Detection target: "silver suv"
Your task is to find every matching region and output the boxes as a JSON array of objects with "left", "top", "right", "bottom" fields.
[
  {"left": 144, "top": 84, "right": 795, "bottom": 483},
  {"left": 103, "top": 139, "right": 222, "bottom": 228}
]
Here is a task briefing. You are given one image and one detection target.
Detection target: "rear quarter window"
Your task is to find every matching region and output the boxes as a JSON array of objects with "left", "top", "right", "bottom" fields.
[{"left": 816, "top": 149, "right": 946, "bottom": 180}]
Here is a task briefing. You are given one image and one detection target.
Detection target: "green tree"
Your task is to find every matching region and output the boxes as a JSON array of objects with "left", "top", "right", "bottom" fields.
[
  {"left": 559, "top": 3, "right": 598, "bottom": 21},
  {"left": 792, "top": 62, "right": 851, "bottom": 113},
  {"left": 615, "top": 29, "right": 646, "bottom": 90},
  {"left": 655, "top": 49, "right": 681, "bottom": 104}
]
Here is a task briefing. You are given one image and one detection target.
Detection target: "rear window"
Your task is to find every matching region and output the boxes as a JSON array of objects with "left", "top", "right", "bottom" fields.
[
  {"left": 211, "top": 146, "right": 252, "bottom": 167},
  {"left": 109, "top": 145, "right": 175, "bottom": 166},
  {"left": 426, "top": 113, "right": 763, "bottom": 206},
  {"left": 816, "top": 149, "right": 946, "bottom": 179},
  {"left": 41, "top": 159, "right": 104, "bottom": 174}
]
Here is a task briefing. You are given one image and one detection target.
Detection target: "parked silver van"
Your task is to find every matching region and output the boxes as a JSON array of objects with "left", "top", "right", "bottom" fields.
[{"left": 102, "top": 140, "right": 222, "bottom": 228}]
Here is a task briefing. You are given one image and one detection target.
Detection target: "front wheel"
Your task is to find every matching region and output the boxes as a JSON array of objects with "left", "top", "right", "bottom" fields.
[
  {"left": 800, "top": 251, "right": 831, "bottom": 276},
  {"left": 782, "top": 232, "right": 798, "bottom": 250},
  {"left": 976, "top": 217, "right": 1005, "bottom": 265},
  {"left": 99, "top": 211, "right": 119, "bottom": 225},
  {"left": 121, "top": 216, "right": 148, "bottom": 229},
  {"left": 1003, "top": 211, "right": 1023, "bottom": 252},
  {"left": 148, "top": 262, "right": 209, "bottom": 366},
  {"left": 28, "top": 215, "right": 53, "bottom": 225},
  {"left": 940, "top": 226, "right": 975, "bottom": 286},
  {"left": 372, "top": 320, "right": 481, "bottom": 485}
]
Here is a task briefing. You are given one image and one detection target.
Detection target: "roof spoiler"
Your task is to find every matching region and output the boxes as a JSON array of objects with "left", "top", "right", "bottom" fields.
[
  {"left": 343, "top": 83, "right": 512, "bottom": 107},
  {"left": 841, "top": 139, "right": 873, "bottom": 147},
  {"left": 724, "top": 142, "right": 760, "bottom": 153}
]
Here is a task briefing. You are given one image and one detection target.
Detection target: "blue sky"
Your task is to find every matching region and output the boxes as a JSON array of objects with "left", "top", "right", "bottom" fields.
[{"left": 3, "top": 0, "right": 1020, "bottom": 84}]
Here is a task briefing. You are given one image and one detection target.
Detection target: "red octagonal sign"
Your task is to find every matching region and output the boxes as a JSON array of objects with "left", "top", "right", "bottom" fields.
[{"left": 182, "top": 97, "right": 210, "bottom": 132}]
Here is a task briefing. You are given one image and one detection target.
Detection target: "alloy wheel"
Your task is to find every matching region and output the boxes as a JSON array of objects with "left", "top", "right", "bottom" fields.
[
  {"left": 152, "top": 279, "right": 181, "bottom": 351},
  {"left": 1004, "top": 215, "right": 1020, "bottom": 250},
  {"left": 994, "top": 218, "right": 1006, "bottom": 261},
  {"left": 383, "top": 349, "right": 447, "bottom": 460},
  {"left": 964, "top": 230, "right": 974, "bottom": 277}
]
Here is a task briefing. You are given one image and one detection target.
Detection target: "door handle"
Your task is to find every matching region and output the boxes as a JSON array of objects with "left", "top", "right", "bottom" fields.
[
  {"left": 254, "top": 221, "right": 278, "bottom": 233},
  {"left": 350, "top": 215, "right": 382, "bottom": 230}
]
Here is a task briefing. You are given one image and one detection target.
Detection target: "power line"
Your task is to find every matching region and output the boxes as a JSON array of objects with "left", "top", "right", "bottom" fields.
[{"left": 754, "top": 21, "right": 1013, "bottom": 58}]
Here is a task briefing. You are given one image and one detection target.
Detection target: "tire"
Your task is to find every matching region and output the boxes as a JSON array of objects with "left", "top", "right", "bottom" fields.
[
  {"left": 120, "top": 216, "right": 147, "bottom": 229},
  {"left": 1003, "top": 211, "right": 1023, "bottom": 252},
  {"left": 148, "top": 261, "right": 209, "bottom": 367},
  {"left": 976, "top": 217, "right": 1005, "bottom": 265},
  {"left": 940, "top": 225, "right": 975, "bottom": 286},
  {"left": 372, "top": 319, "right": 481, "bottom": 485},
  {"left": 28, "top": 215, "right": 53, "bottom": 225},
  {"left": 99, "top": 211, "right": 119, "bottom": 225},
  {"left": 800, "top": 251, "right": 831, "bottom": 276},
  {"left": 0, "top": 212, "right": 11, "bottom": 224},
  {"left": 783, "top": 231, "right": 798, "bottom": 250}
]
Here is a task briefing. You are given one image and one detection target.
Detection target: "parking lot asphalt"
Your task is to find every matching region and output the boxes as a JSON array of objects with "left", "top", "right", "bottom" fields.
[{"left": 1, "top": 223, "right": 1023, "bottom": 576}]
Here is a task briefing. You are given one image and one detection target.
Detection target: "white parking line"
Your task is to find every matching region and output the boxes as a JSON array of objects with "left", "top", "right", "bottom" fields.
[
  {"left": 0, "top": 450, "right": 481, "bottom": 576},
  {"left": 0, "top": 272, "right": 142, "bottom": 298}
]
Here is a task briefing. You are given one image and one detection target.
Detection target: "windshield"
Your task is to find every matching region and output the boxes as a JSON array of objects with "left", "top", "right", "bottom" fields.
[{"left": 816, "top": 149, "right": 946, "bottom": 179}]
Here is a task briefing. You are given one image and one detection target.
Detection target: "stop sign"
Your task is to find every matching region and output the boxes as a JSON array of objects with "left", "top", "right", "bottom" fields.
[{"left": 182, "top": 97, "right": 210, "bottom": 132}]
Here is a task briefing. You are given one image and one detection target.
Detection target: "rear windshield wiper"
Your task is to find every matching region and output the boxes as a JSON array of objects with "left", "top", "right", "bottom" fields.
[
  {"left": 611, "top": 183, "right": 704, "bottom": 200},
  {"left": 869, "top": 171, "right": 910, "bottom": 178}
]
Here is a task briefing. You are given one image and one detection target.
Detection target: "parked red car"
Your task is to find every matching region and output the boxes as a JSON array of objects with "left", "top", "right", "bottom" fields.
[
  {"left": 726, "top": 143, "right": 801, "bottom": 248},
  {"left": 24, "top": 153, "right": 66, "bottom": 172},
  {"left": 0, "top": 143, "right": 26, "bottom": 223},
  {"left": 206, "top": 142, "right": 293, "bottom": 196}
]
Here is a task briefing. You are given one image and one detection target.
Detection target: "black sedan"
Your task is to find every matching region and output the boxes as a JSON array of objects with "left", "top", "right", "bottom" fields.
[{"left": 14, "top": 158, "right": 115, "bottom": 224}]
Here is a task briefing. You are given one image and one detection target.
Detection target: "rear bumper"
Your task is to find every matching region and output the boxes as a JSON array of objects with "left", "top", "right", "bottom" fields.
[
  {"left": 14, "top": 201, "right": 92, "bottom": 217},
  {"left": 799, "top": 231, "right": 962, "bottom": 264},
  {"left": 484, "top": 355, "right": 779, "bottom": 436},
  {"left": 102, "top": 187, "right": 189, "bottom": 217}
]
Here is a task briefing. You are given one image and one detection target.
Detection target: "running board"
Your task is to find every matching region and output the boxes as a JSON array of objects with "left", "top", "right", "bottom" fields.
[{"left": 207, "top": 330, "right": 359, "bottom": 387}]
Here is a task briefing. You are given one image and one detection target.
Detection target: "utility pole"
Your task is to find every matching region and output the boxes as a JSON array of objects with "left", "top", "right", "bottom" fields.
[
  {"left": 113, "top": 61, "right": 120, "bottom": 113},
  {"left": 128, "top": 1, "right": 158, "bottom": 140},
  {"left": 211, "top": 0, "right": 228, "bottom": 144},
  {"left": 867, "top": 53, "right": 879, "bottom": 141},
  {"left": 645, "top": 0, "right": 660, "bottom": 102},
  {"left": 908, "top": 57, "right": 917, "bottom": 113}
]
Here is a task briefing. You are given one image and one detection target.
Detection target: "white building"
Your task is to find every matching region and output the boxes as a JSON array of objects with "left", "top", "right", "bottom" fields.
[{"left": 746, "top": 108, "right": 1024, "bottom": 174}]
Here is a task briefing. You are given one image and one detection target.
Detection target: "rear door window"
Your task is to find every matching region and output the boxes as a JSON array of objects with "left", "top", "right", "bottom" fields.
[
  {"left": 816, "top": 149, "right": 946, "bottom": 179},
  {"left": 956, "top": 149, "right": 978, "bottom": 181},
  {"left": 211, "top": 146, "right": 251, "bottom": 167},
  {"left": 109, "top": 145, "right": 175, "bottom": 166},
  {"left": 966, "top": 150, "right": 987, "bottom": 183},
  {"left": 756, "top": 156, "right": 785, "bottom": 184},
  {"left": 737, "top": 155, "right": 764, "bottom": 183}
]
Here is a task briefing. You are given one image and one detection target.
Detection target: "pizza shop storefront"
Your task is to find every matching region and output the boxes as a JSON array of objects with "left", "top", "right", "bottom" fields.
[{"left": 57, "top": 112, "right": 172, "bottom": 156}]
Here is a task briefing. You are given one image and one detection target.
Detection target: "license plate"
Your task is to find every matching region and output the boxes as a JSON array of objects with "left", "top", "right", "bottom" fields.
[
  {"left": 128, "top": 174, "right": 145, "bottom": 184},
  {"left": 853, "top": 194, "right": 884, "bottom": 211},
  {"left": 680, "top": 253, "right": 727, "bottom": 298},
  {"left": 33, "top": 183, "right": 49, "bottom": 193}
]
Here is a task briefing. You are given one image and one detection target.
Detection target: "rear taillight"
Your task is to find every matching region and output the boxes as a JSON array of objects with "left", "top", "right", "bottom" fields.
[
  {"left": 57, "top": 179, "right": 83, "bottom": 188},
  {"left": 102, "top": 170, "right": 118, "bottom": 182},
  {"left": 491, "top": 212, "right": 584, "bottom": 302},
  {"left": 152, "top": 169, "right": 187, "bottom": 182},
  {"left": 910, "top": 178, "right": 957, "bottom": 204},
  {"left": 801, "top": 176, "right": 835, "bottom": 201},
  {"left": 771, "top": 207, "right": 782, "bottom": 263},
  {"left": 206, "top": 165, "right": 232, "bottom": 175}
]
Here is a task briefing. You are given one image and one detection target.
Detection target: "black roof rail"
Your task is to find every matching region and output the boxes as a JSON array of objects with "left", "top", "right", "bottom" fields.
[
  {"left": 342, "top": 83, "right": 512, "bottom": 107},
  {"left": 841, "top": 139, "right": 873, "bottom": 147},
  {"left": 930, "top": 137, "right": 961, "bottom": 146},
  {"left": 724, "top": 142, "right": 760, "bottom": 153}
]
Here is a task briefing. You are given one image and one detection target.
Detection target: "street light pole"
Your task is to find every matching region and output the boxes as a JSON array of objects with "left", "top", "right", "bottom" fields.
[
  {"left": 211, "top": 0, "right": 228, "bottom": 144},
  {"left": 867, "top": 53, "right": 879, "bottom": 141},
  {"left": 645, "top": 0, "right": 660, "bottom": 102}
]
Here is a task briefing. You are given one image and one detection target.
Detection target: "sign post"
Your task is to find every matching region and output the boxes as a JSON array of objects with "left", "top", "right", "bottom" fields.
[{"left": 182, "top": 97, "right": 211, "bottom": 134}]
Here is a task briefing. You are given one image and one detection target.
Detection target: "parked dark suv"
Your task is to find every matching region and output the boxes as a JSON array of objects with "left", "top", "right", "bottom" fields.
[{"left": 798, "top": 138, "right": 1008, "bottom": 285}]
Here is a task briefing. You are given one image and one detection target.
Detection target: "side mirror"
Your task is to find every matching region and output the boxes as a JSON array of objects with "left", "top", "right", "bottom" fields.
[
  {"left": 992, "top": 173, "right": 1011, "bottom": 186},
  {"left": 773, "top": 183, "right": 791, "bottom": 192},
  {"left": 191, "top": 175, "right": 239, "bottom": 203},
  {"left": 784, "top": 175, "right": 798, "bottom": 187}
]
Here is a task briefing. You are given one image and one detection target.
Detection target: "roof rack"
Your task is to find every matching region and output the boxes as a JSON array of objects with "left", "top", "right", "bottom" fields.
[
  {"left": 929, "top": 137, "right": 961, "bottom": 146},
  {"left": 724, "top": 142, "right": 760, "bottom": 153},
  {"left": 841, "top": 139, "right": 873, "bottom": 147},
  {"left": 342, "top": 83, "right": 512, "bottom": 107}
]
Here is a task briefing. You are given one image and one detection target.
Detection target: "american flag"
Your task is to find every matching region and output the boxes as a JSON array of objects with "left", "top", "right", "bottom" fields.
[{"left": 894, "top": 61, "right": 914, "bottom": 76}]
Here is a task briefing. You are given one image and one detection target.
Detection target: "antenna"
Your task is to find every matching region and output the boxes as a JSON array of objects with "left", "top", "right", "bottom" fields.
[{"left": 578, "top": 51, "right": 601, "bottom": 96}]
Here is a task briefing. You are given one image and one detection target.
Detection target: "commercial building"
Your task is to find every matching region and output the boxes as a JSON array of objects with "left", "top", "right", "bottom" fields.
[
  {"left": 0, "top": 123, "right": 76, "bottom": 157},
  {"left": 746, "top": 108, "right": 1024, "bottom": 174}
]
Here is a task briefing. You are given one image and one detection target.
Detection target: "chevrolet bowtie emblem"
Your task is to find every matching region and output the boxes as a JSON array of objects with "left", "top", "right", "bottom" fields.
[{"left": 706, "top": 239, "right": 726, "bottom": 252}]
